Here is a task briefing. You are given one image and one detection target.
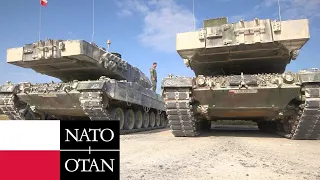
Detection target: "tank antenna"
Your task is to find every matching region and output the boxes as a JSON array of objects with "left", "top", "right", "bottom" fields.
[
  {"left": 192, "top": 0, "right": 196, "bottom": 31},
  {"left": 277, "top": 0, "right": 282, "bottom": 21},
  {"left": 91, "top": 0, "right": 95, "bottom": 43},
  {"left": 39, "top": 3, "right": 42, "bottom": 41},
  {"left": 107, "top": 40, "right": 111, "bottom": 52}
]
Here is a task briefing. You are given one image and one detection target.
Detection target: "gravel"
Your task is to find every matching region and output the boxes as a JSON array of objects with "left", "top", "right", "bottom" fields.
[{"left": 120, "top": 125, "right": 320, "bottom": 180}]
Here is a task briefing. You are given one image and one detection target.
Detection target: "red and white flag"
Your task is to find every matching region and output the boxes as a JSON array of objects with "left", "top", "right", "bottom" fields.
[
  {"left": 0, "top": 120, "right": 60, "bottom": 180},
  {"left": 0, "top": 119, "right": 120, "bottom": 179},
  {"left": 40, "top": 0, "right": 48, "bottom": 7}
]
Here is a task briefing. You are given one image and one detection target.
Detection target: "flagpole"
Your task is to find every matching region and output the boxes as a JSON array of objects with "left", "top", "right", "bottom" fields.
[
  {"left": 277, "top": 0, "right": 282, "bottom": 21},
  {"left": 92, "top": 0, "right": 95, "bottom": 43},
  {"left": 192, "top": 0, "right": 196, "bottom": 31},
  {"left": 39, "top": 3, "right": 42, "bottom": 41}
]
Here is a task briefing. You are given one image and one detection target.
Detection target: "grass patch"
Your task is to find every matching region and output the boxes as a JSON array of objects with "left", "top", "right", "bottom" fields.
[{"left": 212, "top": 120, "right": 257, "bottom": 126}]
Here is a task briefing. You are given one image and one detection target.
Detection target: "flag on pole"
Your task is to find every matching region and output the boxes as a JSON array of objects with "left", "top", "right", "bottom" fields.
[
  {"left": 39, "top": 0, "right": 47, "bottom": 40},
  {"left": 40, "top": 0, "right": 48, "bottom": 7},
  {"left": 0, "top": 120, "right": 121, "bottom": 180}
]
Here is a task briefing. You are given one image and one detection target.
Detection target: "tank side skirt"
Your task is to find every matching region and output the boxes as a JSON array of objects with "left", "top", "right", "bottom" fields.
[
  {"left": 110, "top": 81, "right": 165, "bottom": 111},
  {"left": 0, "top": 83, "right": 168, "bottom": 135},
  {"left": 79, "top": 89, "right": 167, "bottom": 135}
]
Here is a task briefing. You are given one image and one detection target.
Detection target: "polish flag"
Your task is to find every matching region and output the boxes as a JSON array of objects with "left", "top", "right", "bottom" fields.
[
  {"left": 40, "top": 0, "right": 48, "bottom": 7},
  {"left": 0, "top": 120, "right": 60, "bottom": 180}
]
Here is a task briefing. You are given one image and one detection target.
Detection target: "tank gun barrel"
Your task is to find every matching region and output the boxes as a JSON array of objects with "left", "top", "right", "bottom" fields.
[{"left": 6, "top": 39, "right": 152, "bottom": 89}]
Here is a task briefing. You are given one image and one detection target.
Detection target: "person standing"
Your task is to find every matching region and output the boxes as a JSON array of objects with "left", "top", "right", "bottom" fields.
[{"left": 150, "top": 62, "right": 157, "bottom": 92}]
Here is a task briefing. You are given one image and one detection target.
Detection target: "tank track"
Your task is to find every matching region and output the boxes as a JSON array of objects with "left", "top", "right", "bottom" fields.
[
  {"left": 260, "top": 83, "right": 320, "bottom": 140},
  {"left": 163, "top": 87, "right": 208, "bottom": 137},
  {"left": 79, "top": 89, "right": 168, "bottom": 135},
  {"left": 288, "top": 83, "right": 320, "bottom": 139},
  {"left": 0, "top": 93, "right": 25, "bottom": 120}
]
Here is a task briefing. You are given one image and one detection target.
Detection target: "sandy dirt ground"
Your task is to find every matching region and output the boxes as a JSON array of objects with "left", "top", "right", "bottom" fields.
[{"left": 120, "top": 125, "right": 320, "bottom": 180}]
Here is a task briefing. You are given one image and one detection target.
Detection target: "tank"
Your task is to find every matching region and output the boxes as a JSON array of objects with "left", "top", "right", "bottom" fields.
[
  {"left": 0, "top": 39, "right": 168, "bottom": 134},
  {"left": 161, "top": 17, "right": 320, "bottom": 140}
]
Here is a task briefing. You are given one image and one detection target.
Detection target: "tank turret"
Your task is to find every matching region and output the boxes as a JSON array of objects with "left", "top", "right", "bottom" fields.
[
  {"left": 176, "top": 17, "right": 310, "bottom": 76},
  {"left": 6, "top": 39, "right": 152, "bottom": 89}
]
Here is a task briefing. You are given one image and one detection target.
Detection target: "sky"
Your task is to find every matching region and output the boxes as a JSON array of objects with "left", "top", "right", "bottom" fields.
[{"left": 0, "top": 0, "right": 319, "bottom": 94}]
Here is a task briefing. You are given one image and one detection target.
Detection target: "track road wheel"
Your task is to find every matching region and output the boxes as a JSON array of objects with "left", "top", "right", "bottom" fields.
[
  {"left": 277, "top": 114, "right": 297, "bottom": 135},
  {"left": 124, "top": 109, "right": 135, "bottom": 130},
  {"left": 134, "top": 110, "right": 143, "bottom": 129},
  {"left": 142, "top": 111, "right": 150, "bottom": 128},
  {"left": 149, "top": 111, "right": 156, "bottom": 127},
  {"left": 155, "top": 112, "right": 161, "bottom": 127},
  {"left": 160, "top": 112, "right": 166, "bottom": 126},
  {"left": 111, "top": 108, "right": 124, "bottom": 129},
  {"left": 283, "top": 118, "right": 295, "bottom": 134}
]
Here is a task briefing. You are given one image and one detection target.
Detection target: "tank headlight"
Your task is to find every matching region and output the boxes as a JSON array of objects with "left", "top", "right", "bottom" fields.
[
  {"left": 282, "top": 73, "right": 294, "bottom": 83},
  {"left": 196, "top": 76, "right": 206, "bottom": 86}
]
